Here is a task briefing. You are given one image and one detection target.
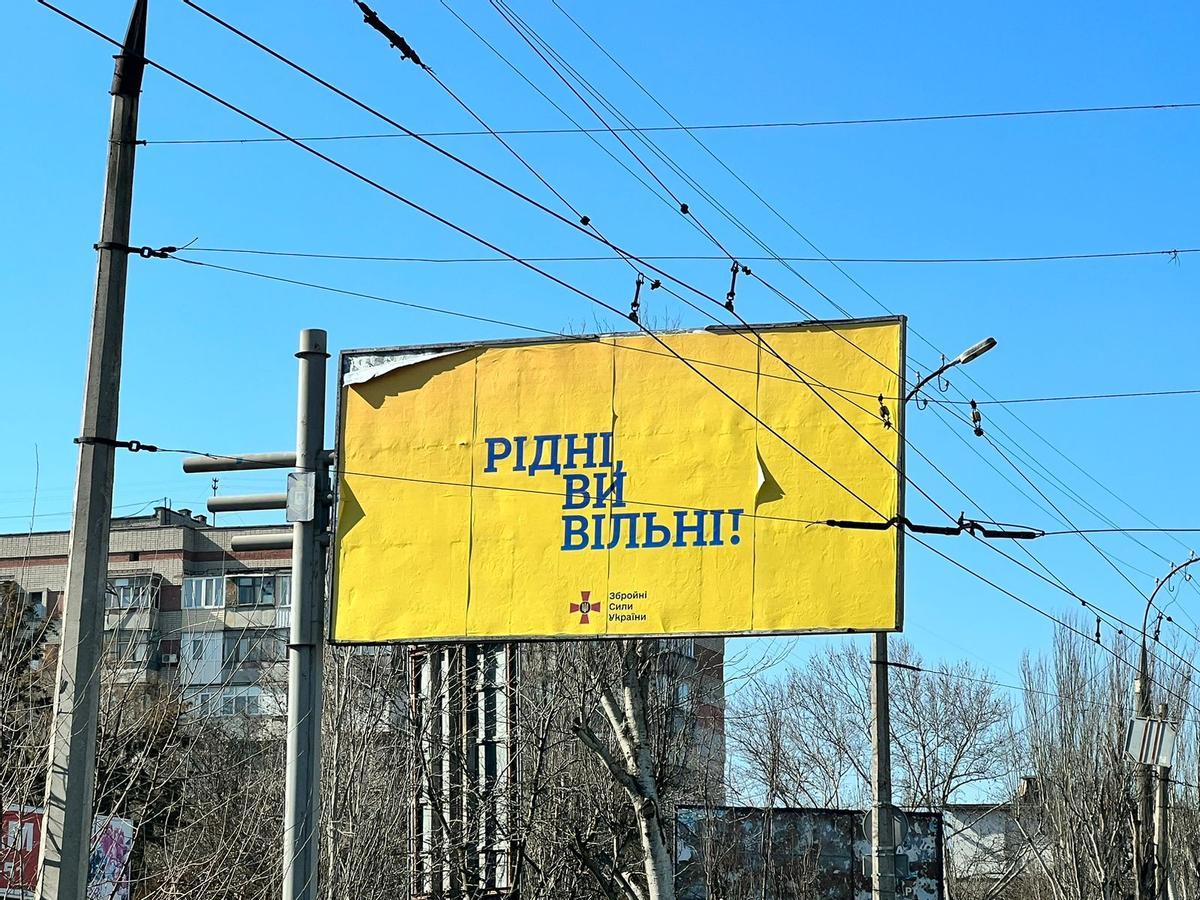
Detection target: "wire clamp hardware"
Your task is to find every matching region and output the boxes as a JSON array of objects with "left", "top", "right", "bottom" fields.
[
  {"left": 74, "top": 436, "right": 160, "bottom": 453},
  {"left": 725, "top": 261, "right": 739, "bottom": 311},
  {"left": 355, "top": 1, "right": 430, "bottom": 70},
  {"left": 628, "top": 273, "right": 644, "bottom": 324},
  {"left": 94, "top": 242, "right": 178, "bottom": 259}
]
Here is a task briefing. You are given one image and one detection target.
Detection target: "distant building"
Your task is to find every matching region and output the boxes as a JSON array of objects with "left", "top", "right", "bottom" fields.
[
  {"left": 675, "top": 804, "right": 946, "bottom": 900},
  {"left": 0, "top": 505, "right": 293, "bottom": 720},
  {"left": 1, "top": 507, "right": 727, "bottom": 898},
  {"left": 943, "top": 779, "right": 1042, "bottom": 896}
]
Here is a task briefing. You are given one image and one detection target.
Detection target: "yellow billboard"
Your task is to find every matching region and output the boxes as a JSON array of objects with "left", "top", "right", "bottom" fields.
[{"left": 331, "top": 318, "right": 905, "bottom": 642}]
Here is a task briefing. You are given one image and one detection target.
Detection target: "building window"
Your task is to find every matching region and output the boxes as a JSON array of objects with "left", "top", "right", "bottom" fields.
[
  {"left": 228, "top": 574, "right": 282, "bottom": 608},
  {"left": 223, "top": 630, "right": 283, "bottom": 667},
  {"left": 277, "top": 574, "right": 292, "bottom": 607},
  {"left": 221, "top": 687, "right": 263, "bottom": 717},
  {"left": 185, "top": 688, "right": 218, "bottom": 716},
  {"left": 183, "top": 576, "right": 224, "bottom": 609},
  {"left": 106, "top": 575, "right": 155, "bottom": 610},
  {"left": 24, "top": 591, "right": 46, "bottom": 621},
  {"left": 107, "top": 629, "right": 148, "bottom": 666}
]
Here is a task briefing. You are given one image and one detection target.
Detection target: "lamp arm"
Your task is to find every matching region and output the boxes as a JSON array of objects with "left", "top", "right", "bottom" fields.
[{"left": 904, "top": 359, "right": 959, "bottom": 405}]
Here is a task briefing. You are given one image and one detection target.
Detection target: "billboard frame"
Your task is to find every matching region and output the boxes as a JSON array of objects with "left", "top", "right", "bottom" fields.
[{"left": 329, "top": 315, "right": 906, "bottom": 645}]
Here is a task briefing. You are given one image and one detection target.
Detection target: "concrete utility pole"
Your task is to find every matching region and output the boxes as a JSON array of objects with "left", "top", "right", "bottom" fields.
[
  {"left": 36, "top": 4, "right": 147, "bottom": 899},
  {"left": 1135, "top": 644, "right": 1155, "bottom": 900},
  {"left": 1132, "top": 555, "right": 1197, "bottom": 900},
  {"left": 284, "top": 329, "right": 330, "bottom": 900},
  {"left": 1155, "top": 702, "right": 1170, "bottom": 900}
]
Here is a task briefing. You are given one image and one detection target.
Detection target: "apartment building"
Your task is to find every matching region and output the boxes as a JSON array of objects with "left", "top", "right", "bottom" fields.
[
  {"left": 2, "top": 505, "right": 727, "bottom": 897},
  {"left": 0, "top": 505, "right": 293, "bottom": 719}
]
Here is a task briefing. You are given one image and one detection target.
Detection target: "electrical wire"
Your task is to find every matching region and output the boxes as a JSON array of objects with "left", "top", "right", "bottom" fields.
[
  {"left": 909, "top": 535, "right": 1200, "bottom": 719},
  {"left": 486, "top": 0, "right": 738, "bottom": 260},
  {"left": 174, "top": 253, "right": 1200, "bottom": 583},
  {"left": 190, "top": 1, "right": 953, "bottom": 529},
  {"left": 45, "top": 2, "right": 1200, "bottom": 709},
  {"left": 883, "top": 658, "right": 1128, "bottom": 712},
  {"left": 136, "top": 101, "right": 1200, "bottom": 144},
  {"left": 475, "top": 0, "right": 1171, "bottom": 609},
  {"left": 902, "top": 404, "right": 1200, "bottom": 682},
  {"left": 936, "top": 389, "right": 1200, "bottom": 405},
  {"left": 537, "top": 1, "right": 1200, "bottom": 603},
  {"left": 1041, "top": 528, "right": 1200, "bottom": 537},
  {"left": 175, "top": 246, "right": 1200, "bottom": 266},
  {"left": 158, "top": 44, "right": 1188, "bottom": 679},
  {"left": 178, "top": 0, "right": 902, "bottom": 394},
  {"left": 470, "top": 0, "right": 929, "bottom": 465},
  {"left": 488, "top": 0, "right": 871, "bottom": 332},
  {"left": 169, "top": 256, "right": 563, "bottom": 337},
  {"left": 928, "top": 403, "right": 1200, "bottom": 658},
  {"left": 0, "top": 498, "right": 171, "bottom": 522}
]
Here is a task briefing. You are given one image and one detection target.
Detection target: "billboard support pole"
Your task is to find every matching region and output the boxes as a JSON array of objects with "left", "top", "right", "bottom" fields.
[
  {"left": 870, "top": 632, "right": 896, "bottom": 900},
  {"left": 284, "top": 329, "right": 330, "bottom": 900},
  {"left": 36, "top": 5, "right": 147, "bottom": 899}
]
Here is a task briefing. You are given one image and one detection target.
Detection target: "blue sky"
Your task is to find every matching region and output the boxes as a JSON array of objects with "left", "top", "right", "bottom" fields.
[{"left": 4, "top": 0, "right": 1199, "bottom": 699}]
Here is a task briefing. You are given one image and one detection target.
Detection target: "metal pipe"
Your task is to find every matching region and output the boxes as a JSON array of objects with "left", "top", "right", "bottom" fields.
[
  {"left": 208, "top": 493, "right": 287, "bottom": 513},
  {"left": 182, "top": 450, "right": 296, "bottom": 473},
  {"left": 283, "top": 329, "right": 329, "bottom": 900},
  {"left": 231, "top": 534, "right": 294, "bottom": 552}
]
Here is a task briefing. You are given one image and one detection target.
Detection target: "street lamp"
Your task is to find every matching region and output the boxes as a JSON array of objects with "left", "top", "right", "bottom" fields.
[
  {"left": 869, "top": 335, "right": 997, "bottom": 900},
  {"left": 903, "top": 337, "right": 997, "bottom": 405},
  {"left": 1133, "top": 556, "right": 1199, "bottom": 900}
]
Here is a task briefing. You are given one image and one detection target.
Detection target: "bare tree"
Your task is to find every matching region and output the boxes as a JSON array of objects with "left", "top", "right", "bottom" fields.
[
  {"left": 727, "top": 638, "right": 1011, "bottom": 811},
  {"left": 1010, "top": 623, "right": 1196, "bottom": 900}
]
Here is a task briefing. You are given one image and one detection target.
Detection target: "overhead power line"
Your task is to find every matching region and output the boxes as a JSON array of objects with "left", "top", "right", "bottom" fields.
[
  {"left": 46, "top": 1, "right": 903, "bottom": 523},
  {"left": 138, "top": 101, "right": 1200, "bottom": 145},
  {"left": 173, "top": 0, "right": 1200, "bottom": 560},
  {"left": 910, "top": 535, "right": 1200, "bottom": 720},
  {"left": 178, "top": 0, "right": 965, "bottom": 527},
  {"left": 177, "top": 245, "right": 1200, "bottom": 266},
  {"left": 47, "top": 3, "right": 1200, "bottom": 686},
  {"left": 533, "top": 0, "right": 1200, "bottom": 614}
]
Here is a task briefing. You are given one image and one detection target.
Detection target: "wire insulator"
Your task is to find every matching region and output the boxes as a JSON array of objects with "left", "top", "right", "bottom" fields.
[
  {"left": 970, "top": 399, "right": 984, "bottom": 437},
  {"left": 628, "top": 273, "right": 644, "bottom": 324},
  {"left": 878, "top": 394, "right": 893, "bottom": 430}
]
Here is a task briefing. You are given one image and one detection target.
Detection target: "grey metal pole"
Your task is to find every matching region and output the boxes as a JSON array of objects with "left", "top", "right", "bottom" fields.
[
  {"left": 36, "top": 5, "right": 147, "bottom": 899},
  {"left": 870, "top": 631, "right": 896, "bottom": 900},
  {"left": 1136, "top": 642, "right": 1155, "bottom": 900},
  {"left": 283, "top": 329, "right": 329, "bottom": 900},
  {"left": 1155, "top": 702, "right": 1170, "bottom": 900}
]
